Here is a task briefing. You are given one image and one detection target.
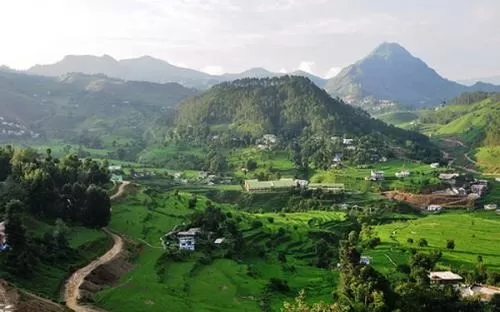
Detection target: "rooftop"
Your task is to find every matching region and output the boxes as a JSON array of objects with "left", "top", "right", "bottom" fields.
[{"left": 429, "top": 271, "right": 463, "bottom": 281}]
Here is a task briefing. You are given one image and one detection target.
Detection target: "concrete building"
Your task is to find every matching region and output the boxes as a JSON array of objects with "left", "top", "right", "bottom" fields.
[
  {"left": 429, "top": 271, "right": 463, "bottom": 285},
  {"left": 177, "top": 228, "right": 201, "bottom": 251}
]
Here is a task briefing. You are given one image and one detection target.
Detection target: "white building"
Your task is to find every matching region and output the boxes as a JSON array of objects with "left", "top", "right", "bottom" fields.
[
  {"left": 395, "top": 170, "right": 410, "bottom": 178},
  {"left": 108, "top": 165, "right": 122, "bottom": 171},
  {"left": 177, "top": 228, "right": 201, "bottom": 251},
  {"left": 484, "top": 204, "right": 498, "bottom": 211},
  {"left": 427, "top": 205, "right": 443, "bottom": 213},
  {"left": 369, "top": 170, "right": 384, "bottom": 181},
  {"left": 360, "top": 256, "right": 372, "bottom": 265},
  {"left": 430, "top": 163, "right": 440, "bottom": 169},
  {"left": 343, "top": 138, "right": 354, "bottom": 145}
]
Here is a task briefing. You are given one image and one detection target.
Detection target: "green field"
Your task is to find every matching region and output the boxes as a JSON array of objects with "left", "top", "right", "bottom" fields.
[
  {"left": 366, "top": 211, "right": 500, "bottom": 272},
  {"left": 95, "top": 188, "right": 347, "bottom": 311}
]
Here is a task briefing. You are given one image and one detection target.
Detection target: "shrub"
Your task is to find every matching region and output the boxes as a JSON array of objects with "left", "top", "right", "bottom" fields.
[
  {"left": 407, "top": 238, "right": 414, "bottom": 244},
  {"left": 446, "top": 239, "right": 455, "bottom": 250},
  {"left": 251, "top": 220, "right": 263, "bottom": 229},
  {"left": 267, "top": 217, "right": 274, "bottom": 223},
  {"left": 267, "top": 278, "right": 289, "bottom": 293},
  {"left": 362, "top": 237, "right": 381, "bottom": 249},
  {"left": 418, "top": 238, "right": 428, "bottom": 247}
]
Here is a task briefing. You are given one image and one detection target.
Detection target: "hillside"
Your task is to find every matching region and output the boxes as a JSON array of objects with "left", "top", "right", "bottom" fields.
[
  {"left": 325, "top": 42, "right": 500, "bottom": 109},
  {"left": 28, "top": 55, "right": 326, "bottom": 89},
  {"left": 0, "top": 70, "right": 197, "bottom": 142},
  {"left": 171, "top": 76, "right": 439, "bottom": 161},
  {"left": 418, "top": 92, "right": 500, "bottom": 172}
]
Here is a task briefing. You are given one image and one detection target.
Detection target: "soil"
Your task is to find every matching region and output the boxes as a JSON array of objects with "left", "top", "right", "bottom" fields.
[{"left": 384, "top": 191, "right": 474, "bottom": 208}]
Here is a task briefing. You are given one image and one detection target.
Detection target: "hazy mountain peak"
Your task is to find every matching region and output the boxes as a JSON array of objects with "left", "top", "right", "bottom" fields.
[{"left": 368, "top": 42, "right": 412, "bottom": 59}]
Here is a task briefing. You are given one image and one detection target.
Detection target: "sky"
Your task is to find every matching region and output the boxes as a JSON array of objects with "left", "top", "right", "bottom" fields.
[{"left": 1, "top": 0, "right": 499, "bottom": 79}]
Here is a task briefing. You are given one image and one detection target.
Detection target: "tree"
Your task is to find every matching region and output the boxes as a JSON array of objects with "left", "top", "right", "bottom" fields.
[
  {"left": 446, "top": 239, "right": 455, "bottom": 250},
  {"left": 407, "top": 238, "right": 414, "bottom": 244},
  {"left": 418, "top": 238, "right": 428, "bottom": 247},
  {"left": 4, "top": 200, "right": 27, "bottom": 250},
  {"left": 246, "top": 159, "right": 258, "bottom": 171},
  {"left": 282, "top": 290, "right": 341, "bottom": 312},
  {"left": 83, "top": 185, "right": 111, "bottom": 228}
]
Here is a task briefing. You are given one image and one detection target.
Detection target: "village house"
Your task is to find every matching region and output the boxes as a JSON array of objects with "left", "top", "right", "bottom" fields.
[
  {"left": 379, "top": 156, "right": 388, "bottom": 162},
  {"left": 177, "top": 228, "right": 201, "bottom": 251},
  {"left": 471, "top": 184, "right": 488, "bottom": 197},
  {"left": 244, "top": 178, "right": 298, "bottom": 192},
  {"left": 360, "top": 256, "right": 372, "bottom": 265},
  {"left": 333, "top": 153, "right": 343, "bottom": 163},
  {"left": 427, "top": 205, "right": 443, "bottom": 213},
  {"left": 108, "top": 165, "right": 122, "bottom": 172},
  {"left": 484, "top": 204, "right": 497, "bottom": 211},
  {"left": 429, "top": 271, "right": 463, "bottom": 285},
  {"left": 430, "top": 162, "right": 440, "bottom": 169},
  {"left": 367, "top": 170, "right": 384, "bottom": 181},
  {"left": 308, "top": 183, "right": 345, "bottom": 193},
  {"left": 439, "top": 173, "right": 460, "bottom": 181},
  {"left": 495, "top": 178, "right": 500, "bottom": 183},
  {"left": 343, "top": 138, "right": 354, "bottom": 145},
  {"left": 214, "top": 238, "right": 225, "bottom": 245},
  {"left": 110, "top": 174, "right": 123, "bottom": 182},
  {"left": 0, "top": 221, "right": 8, "bottom": 252},
  {"left": 395, "top": 170, "right": 410, "bottom": 178}
]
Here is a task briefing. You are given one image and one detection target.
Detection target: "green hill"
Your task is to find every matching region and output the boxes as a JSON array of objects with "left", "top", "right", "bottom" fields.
[
  {"left": 169, "top": 76, "right": 439, "bottom": 162},
  {"left": 376, "top": 111, "right": 419, "bottom": 127},
  {"left": 418, "top": 92, "right": 500, "bottom": 172},
  {"left": 0, "top": 70, "right": 198, "bottom": 143}
]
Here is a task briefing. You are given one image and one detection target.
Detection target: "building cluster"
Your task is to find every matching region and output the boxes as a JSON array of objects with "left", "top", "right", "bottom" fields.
[
  {"left": 0, "top": 117, "right": 40, "bottom": 139},
  {"left": 433, "top": 176, "right": 489, "bottom": 199},
  {"left": 243, "top": 178, "right": 344, "bottom": 193}
]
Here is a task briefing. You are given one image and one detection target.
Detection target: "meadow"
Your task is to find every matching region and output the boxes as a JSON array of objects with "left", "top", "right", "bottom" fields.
[
  {"left": 95, "top": 188, "right": 347, "bottom": 311},
  {"left": 365, "top": 211, "right": 500, "bottom": 273}
]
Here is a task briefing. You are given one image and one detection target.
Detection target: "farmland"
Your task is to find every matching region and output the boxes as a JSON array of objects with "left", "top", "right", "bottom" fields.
[
  {"left": 94, "top": 188, "right": 348, "bottom": 311},
  {"left": 366, "top": 211, "right": 500, "bottom": 272}
]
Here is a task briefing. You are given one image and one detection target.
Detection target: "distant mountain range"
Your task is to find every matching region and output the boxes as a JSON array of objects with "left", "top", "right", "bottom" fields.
[
  {"left": 27, "top": 56, "right": 326, "bottom": 90},
  {"left": 458, "top": 75, "right": 500, "bottom": 86},
  {"left": 13, "top": 42, "right": 500, "bottom": 109}
]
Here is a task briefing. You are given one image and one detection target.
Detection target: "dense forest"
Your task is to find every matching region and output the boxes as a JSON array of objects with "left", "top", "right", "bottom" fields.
[
  {"left": 166, "top": 76, "right": 440, "bottom": 163},
  {"left": 0, "top": 145, "right": 111, "bottom": 279}
]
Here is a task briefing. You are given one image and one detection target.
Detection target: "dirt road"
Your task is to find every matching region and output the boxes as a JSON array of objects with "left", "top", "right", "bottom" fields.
[
  {"left": 64, "top": 181, "right": 129, "bottom": 312},
  {"left": 110, "top": 181, "right": 130, "bottom": 200}
]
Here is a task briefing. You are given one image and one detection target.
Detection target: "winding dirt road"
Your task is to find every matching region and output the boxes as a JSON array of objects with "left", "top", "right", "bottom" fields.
[{"left": 64, "top": 181, "right": 129, "bottom": 312}]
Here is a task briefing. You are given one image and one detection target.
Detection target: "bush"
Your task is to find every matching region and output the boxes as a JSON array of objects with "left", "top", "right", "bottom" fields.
[
  {"left": 267, "top": 278, "right": 289, "bottom": 293},
  {"left": 407, "top": 238, "right": 414, "bottom": 244},
  {"left": 446, "top": 239, "right": 455, "bottom": 250},
  {"left": 267, "top": 217, "right": 274, "bottom": 223},
  {"left": 418, "top": 238, "right": 428, "bottom": 247},
  {"left": 362, "top": 237, "right": 381, "bottom": 249},
  {"left": 251, "top": 220, "right": 263, "bottom": 229}
]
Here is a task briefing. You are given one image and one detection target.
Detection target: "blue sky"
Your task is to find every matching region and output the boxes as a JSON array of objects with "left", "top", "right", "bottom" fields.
[{"left": 1, "top": 0, "right": 499, "bottom": 79}]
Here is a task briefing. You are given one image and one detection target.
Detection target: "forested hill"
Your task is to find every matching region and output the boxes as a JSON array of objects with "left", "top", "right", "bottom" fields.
[
  {"left": 0, "top": 70, "right": 197, "bottom": 142},
  {"left": 171, "top": 76, "right": 440, "bottom": 161}
]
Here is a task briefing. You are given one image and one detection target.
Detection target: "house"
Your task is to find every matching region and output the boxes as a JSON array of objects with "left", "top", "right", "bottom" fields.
[
  {"left": 471, "top": 184, "right": 488, "bottom": 197},
  {"left": 429, "top": 271, "right": 463, "bottom": 285},
  {"left": 0, "top": 221, "right": 8, "bottom": 251},
  {"left": 427, "top": 205, "right": 443, "bottom": 213},
  {"left": 333, "top": 153, "right": 343, "bottom": 163},
  {"left": 360, "top": 256, "right": 372, "bottom": 265},
  {"left": 262, "top": 134, "right": 277, "bottom": 144},
  {"left": 430, "top": 163, "right": 440, "bottom": 169},
  {"left": 108, "top": 165, "right": 122, "bottom": 172},
  {"left": 177, "top": 228, "right": 201, "bottom": 251},
  {"left": 343, "top": 138, "right": 354, "bottom": 145},
  {"left": 380, "top": 156, "right": 388, "bottom": 163},
  {"left": 369, "top": 170, "right": 384, "bottom": 181},
  {"left": 330, "top": 136, "right": 340, "bottom": 143},
  {"left": 484, "top": 204, "right": 498, "bottom": 211},
  {"left": 295, "top": 179, "right": 309, "bottom": 187},
  {"left": 395, "top": 170, "right": 410, "bottom": 178},
  {"left": 244, "top": 178, "right": 297, "bottom": 192},
  {"left": 111, "top": 174, "right": 123, "bottom": 182},
  {"left": 308, "top": 183, "right": 345, "bottom": 193},
  {"left": 439, "top": 173, "right": 460, "bottom": 181},
  {"left": 214, "top": 238, "right": 225, "bottom": 245}
]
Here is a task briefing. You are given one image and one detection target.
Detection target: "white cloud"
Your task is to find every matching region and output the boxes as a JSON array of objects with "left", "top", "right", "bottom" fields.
[
  {"left": 279, "top": 68, "right": 288, "bottom": 73},
  {"left": 297, "top": 61, "right": 315, "bottom": 73},
  {"left": 201, "top": 65, "right": 224, "bottom": 75},
  {"left": 324, "top": 66, "right": 341, "bottom": 78}
]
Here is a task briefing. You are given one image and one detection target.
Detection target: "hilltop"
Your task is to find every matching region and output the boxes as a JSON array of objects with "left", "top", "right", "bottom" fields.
[
  {"left": 325, "top": 42, "right": 500, "bottom": 110},
  {"left": 170, "top": 76, "right": 439, "bottom": 161},
  {"left": 0, "top": 69, "right": 197, "bottom": 143}
]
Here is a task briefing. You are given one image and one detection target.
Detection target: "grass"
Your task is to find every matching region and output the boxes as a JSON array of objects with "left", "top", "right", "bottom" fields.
[
  {"left": 377, "top": 111, "right": 419, "bottom": 126},
  {"left": 366, "top": 211, "right": 500, "bottom": 272},
  {"left": 95, "top": 188, "right": 345, "bottom": 311},
  {"left": 476, "top": 146, "right": 500, "bottom": 174}
]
